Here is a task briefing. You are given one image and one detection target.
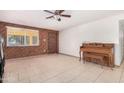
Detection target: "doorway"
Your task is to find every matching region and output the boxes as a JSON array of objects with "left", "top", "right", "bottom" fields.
[{"left": 48, "top": 32, "right": 58, "bottom": 53}]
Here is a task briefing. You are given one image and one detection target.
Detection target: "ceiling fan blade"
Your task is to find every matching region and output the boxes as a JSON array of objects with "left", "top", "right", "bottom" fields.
[
  {"left": 55, "top": 10, "right": 64, "bottom": 14},
  {"left": 61, "top": 14, "right": 71, "bottom": 17},
  {"left": 59, "top": 10, "right": 64, "bottom": 14},
  {"left": 46, "top": 16, "right": 54, "bottom": 19},
  {"left": 44, "top": 10, "right": 55, "bottom": 14}
]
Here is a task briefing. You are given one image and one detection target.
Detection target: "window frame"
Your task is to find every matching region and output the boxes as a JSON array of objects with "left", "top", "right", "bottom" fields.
[{"left": 7, "top": 26, "right": 40, "bottom": 47}]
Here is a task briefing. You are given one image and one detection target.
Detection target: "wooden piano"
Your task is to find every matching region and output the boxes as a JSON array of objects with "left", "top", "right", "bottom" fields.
[{"left": 79, "top": 43, "right": 114, "bottom": 67}]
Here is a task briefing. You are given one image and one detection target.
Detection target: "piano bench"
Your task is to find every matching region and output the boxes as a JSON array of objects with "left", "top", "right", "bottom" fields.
[{"left": 83, "top": 53, "right": 105, "bottom": 68}]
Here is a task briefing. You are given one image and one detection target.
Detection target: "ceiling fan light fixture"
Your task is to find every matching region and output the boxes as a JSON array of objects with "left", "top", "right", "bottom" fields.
[
  {"left": 57, "top": 18, "right": 61, "bottom": 21},
  {"left": 44, "top": 10, "right": 71, "bottom": 22},
  {"left": 54, "top": 15, "right": 61, "bottom": 21}
]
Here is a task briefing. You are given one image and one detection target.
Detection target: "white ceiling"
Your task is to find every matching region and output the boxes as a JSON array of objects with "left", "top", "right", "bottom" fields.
[{"left": 0, "top": 10, "right": 124, "bottom": 31}]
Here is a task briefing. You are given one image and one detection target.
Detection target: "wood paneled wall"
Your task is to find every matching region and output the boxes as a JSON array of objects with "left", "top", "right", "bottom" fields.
[{"left": 0, "top": 21, "right": 59, "bottom": 59}]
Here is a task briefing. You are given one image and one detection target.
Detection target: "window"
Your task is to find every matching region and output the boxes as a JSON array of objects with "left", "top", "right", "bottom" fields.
[
  {"left": 32, "top": 36, "right": 38, "bottom": 45},
  {"left": 8, "top": 35, "right": 25, "bottom": 46},
  {"left": 7, "top": 26, "right": 39, "bottom": 47},
  {"left": 26, "top": 36, "right": 30, "bottom": 45}
]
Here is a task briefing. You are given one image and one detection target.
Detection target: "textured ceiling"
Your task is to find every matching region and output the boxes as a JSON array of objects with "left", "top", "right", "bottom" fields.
[{"left": 0, "top": 10, "right": 124, "bottom": 31}]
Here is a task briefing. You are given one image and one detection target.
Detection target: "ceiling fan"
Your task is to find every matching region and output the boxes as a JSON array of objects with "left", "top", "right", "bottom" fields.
[{"left": 44, "top": 10, "right": 71, "bottom": 21}]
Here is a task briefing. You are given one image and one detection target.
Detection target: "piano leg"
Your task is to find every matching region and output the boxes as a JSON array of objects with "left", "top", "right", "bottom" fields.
[
  {"left": 108, "top": 55, "right": 113, "bottom": 70},
  {"left": 79, "top": 50, "right": 81, "bottom": 61}
]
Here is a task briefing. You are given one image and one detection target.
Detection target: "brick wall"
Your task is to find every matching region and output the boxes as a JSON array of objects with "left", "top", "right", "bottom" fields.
[{"left": 0, "top": 22, "right": 58, "bottom": 59}]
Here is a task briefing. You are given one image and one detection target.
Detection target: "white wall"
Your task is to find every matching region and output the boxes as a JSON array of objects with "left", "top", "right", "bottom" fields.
[
  {"left": 59, "top": 14, "right": 124, "bottom": 66},
  {"left": 119, "top": 20, "right": 124, "bottom": 64}
]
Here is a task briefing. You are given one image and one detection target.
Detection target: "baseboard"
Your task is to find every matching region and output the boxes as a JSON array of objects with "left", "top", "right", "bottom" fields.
[{"left": 59, "top": 53, "right": 79, "bottom": 58}]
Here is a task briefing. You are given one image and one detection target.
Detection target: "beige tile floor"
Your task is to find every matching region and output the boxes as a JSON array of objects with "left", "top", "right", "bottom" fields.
[{"left": 3, "top": 54, "right": 124, "bottom": 83}]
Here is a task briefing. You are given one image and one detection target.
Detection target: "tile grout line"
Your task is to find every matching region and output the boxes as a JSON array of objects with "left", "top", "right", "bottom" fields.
[
  {"left": 67, "top": 66, "right": 92, "bottom": 83},
  {"left": 118, "top": 66, "right": 124, "bottom": 83},
  {"left": 93, "top": 69, "right": 105, "bottom": 83},
  {"left": 42, "top": 64, "right": 82, "bottom": 82},
  {"left": 43, "top": 62, "right": 96, "bottom": 83},
  {"left": 67, "top": 64, "right": 102, "bottom": 83}
]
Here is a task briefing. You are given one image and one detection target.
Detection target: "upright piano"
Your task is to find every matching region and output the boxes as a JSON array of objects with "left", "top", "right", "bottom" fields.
[{"left": 79, "top": 43, "right": 114, "bottom": 67}]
